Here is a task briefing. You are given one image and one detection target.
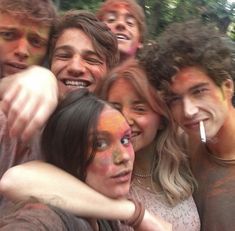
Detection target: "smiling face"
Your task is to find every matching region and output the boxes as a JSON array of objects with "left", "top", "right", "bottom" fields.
[
  {"left": 102, "top": 5, "right": 141, "bottom": 58},
  {"left": 107, "top": 78, "right": 161, "bottom": 152},
  {"left": 85, "top": 106, "right": 134, "bottom": 199},
  {"left": 0, "top": 13, "right": 49, "bottom": 77},
  {"left": 167, "top": 66, "right": 233, "bottom": 141},
  {"left": 51, "top": 28, "right": 108, "bottom": 98}
]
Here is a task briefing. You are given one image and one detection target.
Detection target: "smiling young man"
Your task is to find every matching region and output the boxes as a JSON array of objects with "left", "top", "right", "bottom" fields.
[
  {"left": 0, "top": 0, "right": 57, "bottom": 77},
  {"left": 141, "top": 21, "right": 235, "bottom": 231},
  {"left": 49, "top": 10, "right": 119, "bottom": 99},
  {"left": 96, "top": 0, "right": 146, "bottom": 62}
]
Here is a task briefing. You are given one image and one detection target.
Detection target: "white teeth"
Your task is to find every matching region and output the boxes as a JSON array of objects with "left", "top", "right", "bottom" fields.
[
  {"left": 116, "top": 34, "right": 128, "bottom": 40},
  {"left": 64, "top": 80, "right": 89, "bottom": 87}
]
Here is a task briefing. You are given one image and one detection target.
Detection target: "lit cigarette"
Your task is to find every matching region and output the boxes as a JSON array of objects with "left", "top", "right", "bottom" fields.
[{"left": 199, "top": 121, "right": 206, "bottom": 143}]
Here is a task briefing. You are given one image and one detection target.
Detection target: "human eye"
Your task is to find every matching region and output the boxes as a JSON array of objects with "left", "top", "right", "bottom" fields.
[
  {"left": 54, "top": 50, "right": 71, "bottom": 60},
  {"left": 133, "top": 103, "right": 148, "bottom": 114},
  {"left": 121, "top": 134, "right": 131, "bottom": 146},
  {"left": 166, "top": 95, "right": 181, "bottom": 106},
  {"left": 95, "top": 138, "right": 108, "bottom": 151},
  {"left": 192, "top": 87, "right": 208, "bottom": 96},
  {"left": 104, "top": 13, "right": 116, "bottom": 23},
  {"left": 126, "top": 16, "right": 136, "bottom": 27},
  {"left": 86, "top": 56, "right": 103, "bottom": 65},
  {"left": 28, "top": 35, "right": 47, "bottom": 48},
  {"left": 0, "top": 30, "right": 17, "bottom": 41}
]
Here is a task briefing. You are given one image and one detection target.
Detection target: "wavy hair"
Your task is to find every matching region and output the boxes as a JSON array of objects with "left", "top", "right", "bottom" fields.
[{"left": 98, "top": 58, "right": 196, "bottom": 205}]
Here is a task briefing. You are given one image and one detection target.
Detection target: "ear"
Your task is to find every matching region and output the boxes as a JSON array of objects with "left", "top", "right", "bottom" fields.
[
  {"left": 138, "top": 42, "right": 143, "bottom": 49},
  {"left": 221, "top": 78, "right": 234, "bottom": 100}
]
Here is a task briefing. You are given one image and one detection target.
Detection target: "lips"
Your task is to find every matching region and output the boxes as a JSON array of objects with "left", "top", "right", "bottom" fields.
[
  {"left": 116, "top": 33, "right": 130, "bottom": 41},
  {"left": 183, "top": 119, "right": 207, "bottom": 130},
  {"left": 62, "top": 79, "right": 92, "bottom": 89},
  {"left": 111, "top": 169, "right": 132, "bottom": 183},
  {"left": 4, "top": 62, "right": 28, "bottom": 75}
]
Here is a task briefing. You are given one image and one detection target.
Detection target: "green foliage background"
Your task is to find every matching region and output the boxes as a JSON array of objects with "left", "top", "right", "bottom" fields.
[{"left": 53, "top": 0, "right": 235, "bottom": 40}]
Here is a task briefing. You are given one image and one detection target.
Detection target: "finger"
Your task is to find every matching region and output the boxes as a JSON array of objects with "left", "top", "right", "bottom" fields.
[
  {"left": 20, "top": 101, "right": 56, "bottom": 142},
  {"left": 1, "top": 84, "right": 20, "bottom": 116},
  {"left": 7, "top": 88, "right": 30, "bottom": 129}
]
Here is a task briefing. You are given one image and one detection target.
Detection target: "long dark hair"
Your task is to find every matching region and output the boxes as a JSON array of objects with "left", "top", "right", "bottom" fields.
[{"left": 41, "top": 89, "right": 107, "bottom": 181}]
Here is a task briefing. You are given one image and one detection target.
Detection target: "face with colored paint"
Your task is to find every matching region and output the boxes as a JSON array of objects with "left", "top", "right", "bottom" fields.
[
  {"left": 166, "top": 66, "right": 233, "bottom": 141},
  {"left": 102, "top": 5, "right": 142, "bottom": 58},
  {"left": 107, "top": 78, "right": 161, "bottom": 152},
  {"left": 86, "top": 105, "right": 134, "bottom": 199},
  {"left": 0, "top": 13, "right": 50, "bottom": 77},
  {"left": 51, "top": 28, "right": 108, "bottom": 97}
]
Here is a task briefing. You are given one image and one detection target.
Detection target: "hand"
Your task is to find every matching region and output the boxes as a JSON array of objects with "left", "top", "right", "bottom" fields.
[
  {"left": 0, "top": 66, "right": 58, "bottom": 141},
  {"left": 136, "top": 210, "right": 172, "bottom": 231}
]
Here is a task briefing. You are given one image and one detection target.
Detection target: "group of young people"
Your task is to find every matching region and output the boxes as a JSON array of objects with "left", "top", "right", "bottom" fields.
[{"left": 0, "top": 0, "right": 234, "bottom": 230}]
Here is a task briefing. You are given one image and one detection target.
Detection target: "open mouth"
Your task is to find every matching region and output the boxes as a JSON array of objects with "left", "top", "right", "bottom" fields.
[
  {"left": 62, "top": 79, "right": 92, "bottom": 88},
  {"left": 116, "top": 33, "right": 130, "bottom": 41}
]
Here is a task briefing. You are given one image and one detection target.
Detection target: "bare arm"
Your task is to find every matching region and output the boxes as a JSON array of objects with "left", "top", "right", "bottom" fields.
[
  {"left": 0, "top": 66, "right": 58, "bottom": 141},
  {"left": 0, "top": 161, "right": 171, "bottom": 231}
]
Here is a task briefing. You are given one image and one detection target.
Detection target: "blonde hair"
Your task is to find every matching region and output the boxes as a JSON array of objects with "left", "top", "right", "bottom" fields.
[{"left": 99, "top": 58, "right": 196, "bottom": 205}]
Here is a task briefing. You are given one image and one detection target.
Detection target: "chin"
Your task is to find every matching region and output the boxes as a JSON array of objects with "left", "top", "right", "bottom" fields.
[{"left": 108, "top": 187, "right": 129, "bottom": 199}]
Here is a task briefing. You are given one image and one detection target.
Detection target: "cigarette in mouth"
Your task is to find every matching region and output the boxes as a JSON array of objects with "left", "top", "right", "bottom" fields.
[{"left": 199, "top": 121, "right": 206, "bottom": 143}]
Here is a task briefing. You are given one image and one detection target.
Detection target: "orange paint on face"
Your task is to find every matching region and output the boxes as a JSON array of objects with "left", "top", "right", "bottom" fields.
[
  {"left": 86, "top": 106, "right": 134, "bottom": 199},
  {"left": 0, "top": 13, "right": 50, "bottom": 77}
]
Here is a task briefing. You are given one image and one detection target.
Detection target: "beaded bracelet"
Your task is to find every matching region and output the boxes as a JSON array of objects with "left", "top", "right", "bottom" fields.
[{"left": 121, "top": 198, "right": 145, "bottom": 229}]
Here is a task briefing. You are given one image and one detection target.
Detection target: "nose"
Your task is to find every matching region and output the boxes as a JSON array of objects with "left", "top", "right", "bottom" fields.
[
  {"left": 183, "top": 98, "right": 199, "bottom": 118},
  {"left": 67, "top": 54, "right": 86, "bottom": 77},
  {"left": 115, "top": 17, "right": 126, "bottom": 31},
  {"left": 14, "top": 39, "right": 29, "bottom": 60},
  {"left": 113, "top": 146, "right": 132, "bottom": 165}
]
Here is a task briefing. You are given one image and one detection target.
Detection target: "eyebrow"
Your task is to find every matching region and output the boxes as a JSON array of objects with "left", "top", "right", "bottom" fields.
[
  {"left": 168, "top": 82, "right": 209, "bottom": 97},
  {"left": 54, "top": 45, "right": 101, "bottom": 56}
]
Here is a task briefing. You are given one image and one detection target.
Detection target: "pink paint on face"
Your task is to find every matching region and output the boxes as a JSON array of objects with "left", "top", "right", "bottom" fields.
[
  {"left": 51, "top": 28, "right": 108, "bottom": 98},
  {"left": 0, "top": 13, "right": 49, "bottom": 77},
  {"left": 107, "top": 78, "right": 161, "bottom": 152},
  {"left": 85, "top": 106, "right": 134, "bottom": 199},
  {"left": 102, "top": 6, "right": 141, "bottom": 58},
  {"left": 168, "top": 66, "right": 232, "bottom": 141}
]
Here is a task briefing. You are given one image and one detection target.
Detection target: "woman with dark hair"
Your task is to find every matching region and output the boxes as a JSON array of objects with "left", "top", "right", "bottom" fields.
[{"left": 0, "top": 89, "right": 135, "bottom": 230}]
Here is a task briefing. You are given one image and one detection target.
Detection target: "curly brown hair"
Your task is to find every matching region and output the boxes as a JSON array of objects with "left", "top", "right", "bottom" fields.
[{"left": 140, "top": 20, "right": 235, "bottom": 93}]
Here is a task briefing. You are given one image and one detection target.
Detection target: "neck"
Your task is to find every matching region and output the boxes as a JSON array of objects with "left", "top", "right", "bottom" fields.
[
  {"left": 134, "top": 142, "right": 156, "bottom": 175},
  {"left": 119, "top": 52, "right": 135, "bottom": 64},
  {"left": 207, "top": 108, "right": 235, "bottom": 160}
]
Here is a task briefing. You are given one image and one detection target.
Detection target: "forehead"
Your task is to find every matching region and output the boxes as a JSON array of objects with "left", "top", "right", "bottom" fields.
[
  {"left": 104, "top": 3, "right": 136, "bottom": 17},
  {"left": 98, "top": 106, "right": 129, "bottom": 133},
  {"left": 170, "top": 66, "right": 215, "bottom": 94},
  {"left": 55, "top": 28, "right": 94, "bottom": 50},
  {"left": 0, "top": 12, "right": 50, "bottom": 38},
  {"left": 108, "top": 78, "right": 141, "bottom": 98}
]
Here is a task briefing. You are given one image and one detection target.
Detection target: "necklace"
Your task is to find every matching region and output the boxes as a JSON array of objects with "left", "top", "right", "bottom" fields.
[{"left": 133, "top": 172, "right": 152, "bottom": 178}]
